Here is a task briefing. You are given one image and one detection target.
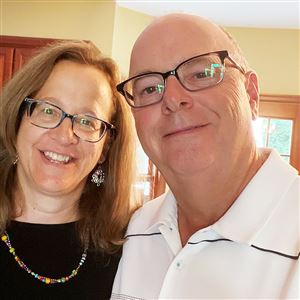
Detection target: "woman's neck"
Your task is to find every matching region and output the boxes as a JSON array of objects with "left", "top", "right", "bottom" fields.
[{"left": 13, "top": 186, "right": 81, "bottom": 224}]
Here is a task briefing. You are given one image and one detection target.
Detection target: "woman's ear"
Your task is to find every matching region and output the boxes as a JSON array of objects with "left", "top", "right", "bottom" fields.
[
  {"left": 245, "top": 71, "right": 260, "bottom": 120},
  {"left": 98, "top": 132, "right": 114, "bottom": 164}
]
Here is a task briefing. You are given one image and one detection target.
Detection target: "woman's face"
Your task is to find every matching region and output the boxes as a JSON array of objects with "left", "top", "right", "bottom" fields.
[{"left": 16, "top": 60, "right": 114, "bottom": 198}]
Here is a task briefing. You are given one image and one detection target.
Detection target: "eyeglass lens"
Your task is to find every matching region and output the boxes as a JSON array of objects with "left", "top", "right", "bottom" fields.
[
  {"left": 27, "top": 101, "right": 107, "bottom": 142},
  {"left": 124, "top": 53, "right": 225, "bottom": 107}
]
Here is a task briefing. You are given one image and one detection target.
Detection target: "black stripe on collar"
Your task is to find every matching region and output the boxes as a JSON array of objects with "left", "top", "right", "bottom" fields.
[
  {"left": 187, "top": 238, "right": 299, "bottom": 260},
  {"left": 125, "top": 232, "right": 162, "bottom": 238},
  {"left": 125, "top": 235, "right": 299, "bottom": 260},
  {"left": 251, "top": 245, "right": 299, "bottom": 260},
  {"left": 188, "top": 238, "right": 233, "bottom": 245}
]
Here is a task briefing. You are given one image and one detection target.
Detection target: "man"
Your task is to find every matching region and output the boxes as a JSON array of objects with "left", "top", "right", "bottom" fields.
[{"left": 112, "top": 13, "right": 299, "bottom": 299}]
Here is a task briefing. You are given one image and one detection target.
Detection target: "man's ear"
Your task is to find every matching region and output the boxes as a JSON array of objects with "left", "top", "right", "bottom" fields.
[{"left": 245, "top": 71, "right": 260, "bottom": 120}]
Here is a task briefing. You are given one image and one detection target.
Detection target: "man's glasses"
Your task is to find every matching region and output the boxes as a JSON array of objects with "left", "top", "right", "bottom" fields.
[
  {"left": 23, "top": 98, "right": 115, "bottom": 143},
  {"left": 117, "top": 50, "right": 245, "bottom": 108}
]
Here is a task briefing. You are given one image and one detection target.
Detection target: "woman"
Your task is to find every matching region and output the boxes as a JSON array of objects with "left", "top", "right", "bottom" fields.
[{"left": 0, "top": 40, "right": 136, "bottom": 299}]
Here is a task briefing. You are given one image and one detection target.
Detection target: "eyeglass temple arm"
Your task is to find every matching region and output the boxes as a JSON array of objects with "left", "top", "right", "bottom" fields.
[{"left": 226, "top": 55, "right": 246, "bottom": 74}]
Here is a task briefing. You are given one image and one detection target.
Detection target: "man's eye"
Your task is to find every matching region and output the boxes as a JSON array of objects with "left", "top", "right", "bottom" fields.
[
  {"left": 144, "top": 86, "right": 156, "bottom": 94},
  {"left": 144, "top": 84, "right": 164, "bottom": 95},
  {"left": 194, "top": 72, "right": 207, "bottom": 79}
]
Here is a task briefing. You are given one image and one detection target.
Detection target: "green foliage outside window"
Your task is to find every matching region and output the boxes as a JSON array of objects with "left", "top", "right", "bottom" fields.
[{"left": 254, "top": 117, "right": 293, "bottom": 162}]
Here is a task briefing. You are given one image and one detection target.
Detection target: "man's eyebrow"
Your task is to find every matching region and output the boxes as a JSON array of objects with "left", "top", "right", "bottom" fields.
[
  {"left": 130, "top": 69, "right": 157, "bottom": 77},
  {"left": 130, "top": 56, "right": 194, "bottom": 77}
]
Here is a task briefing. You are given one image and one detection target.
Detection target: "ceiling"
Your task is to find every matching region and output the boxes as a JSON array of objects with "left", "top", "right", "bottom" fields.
[{"left": 116, "top": 0, "right": 300, "bottom": 29}]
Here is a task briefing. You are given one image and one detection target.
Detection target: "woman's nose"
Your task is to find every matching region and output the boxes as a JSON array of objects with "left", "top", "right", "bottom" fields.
[{"left": 48, "top": 117, "right": 78, "bottom": 145}]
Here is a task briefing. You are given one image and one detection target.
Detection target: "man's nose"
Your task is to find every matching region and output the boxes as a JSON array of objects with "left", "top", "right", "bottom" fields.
[
  {"left": 48, "top": 117, "right": 78, "bottom": 144},
  {"left": 161, "top": 75, "right": 193, "bottom": 114}
]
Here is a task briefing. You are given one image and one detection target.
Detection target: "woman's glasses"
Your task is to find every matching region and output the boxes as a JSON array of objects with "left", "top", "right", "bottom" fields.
[{"left": 23, "top": 98, "right": 115, "bottom": 143}]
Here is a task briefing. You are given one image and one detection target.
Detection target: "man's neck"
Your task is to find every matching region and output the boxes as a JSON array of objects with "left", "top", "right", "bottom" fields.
[{"left": 172, "top": 148, "right": 270, "bottom": 246}]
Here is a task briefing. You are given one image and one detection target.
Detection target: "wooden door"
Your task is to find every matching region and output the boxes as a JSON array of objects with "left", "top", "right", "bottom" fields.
[
  {"left": 0, "top": 47, "right": 14, "bottom": 88},
  {"left": 13, "top": 47, "right": 41, "bottom": 74},
  {"left": 0, "top": 35, "right": 60, "bottom": 89}
]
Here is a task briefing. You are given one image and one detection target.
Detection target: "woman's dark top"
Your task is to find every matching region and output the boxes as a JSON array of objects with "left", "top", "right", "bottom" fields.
[{"left": 0, "top": 221, "right": 120, "bottom": 300}]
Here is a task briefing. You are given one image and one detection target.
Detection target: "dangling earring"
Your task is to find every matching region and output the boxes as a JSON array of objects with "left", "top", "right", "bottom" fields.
[
  {"left": 13, "top": 154, "right": 19, "bottom": 165},
  {"left": 91, "top": 164, "right": 105, "bottom": 187}
]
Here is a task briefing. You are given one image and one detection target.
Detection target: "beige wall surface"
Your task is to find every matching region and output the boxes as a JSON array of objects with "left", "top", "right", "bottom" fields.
[
  {"left": 112, "top": 5, "right": 153, "bottom": 77},
  {"left": 227, "top": 27, "right": 300, "bottom": 95},
  {"left": 1, "top": 1, "right": 153, "bottom": 75},
  {"left": 1, "top": 1, "right": 299, "bottom": 95},
  {"left": 1, "top": 1, "right": 116, "bottom": 56}
]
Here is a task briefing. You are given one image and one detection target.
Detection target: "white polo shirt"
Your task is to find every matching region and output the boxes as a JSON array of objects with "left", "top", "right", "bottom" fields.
[{"left": 112, "top": 150, "right": 299, "bottom": 299}]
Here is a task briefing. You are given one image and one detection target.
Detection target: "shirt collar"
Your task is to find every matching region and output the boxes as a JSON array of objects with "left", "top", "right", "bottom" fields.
[
  {"left": 128, "top": 150, "right": 299, "bottom": 256},
  {"left": 146, "top": 190, "right": 178, "bottom": 233},
  {"left": 212, "top": 149, "right": 299, "bottom": 256},
  {"left": 126, "top": 190, "right": 177, "bottom": 236}
]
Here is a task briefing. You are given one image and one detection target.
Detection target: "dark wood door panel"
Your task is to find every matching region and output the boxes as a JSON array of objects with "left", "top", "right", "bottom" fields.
[
  {"left": 13, "top": 47, "right": 40, "bottom": 73},
  {"left": 0, "top": 47, "right": 14, "bottom": 88}
]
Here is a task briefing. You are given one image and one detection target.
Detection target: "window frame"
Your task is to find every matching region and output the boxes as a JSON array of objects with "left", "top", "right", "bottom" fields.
[{"left": 259, "top": 94, "right": 300, "bottom": 173}]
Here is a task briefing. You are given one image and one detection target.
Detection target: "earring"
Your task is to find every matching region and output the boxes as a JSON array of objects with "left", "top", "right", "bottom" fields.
[
  {"left": 13, "top": 154, "right": 19, "bottom": 165},
  {"left": 91, "top": 164, "right": 105, "bottom": 187}
]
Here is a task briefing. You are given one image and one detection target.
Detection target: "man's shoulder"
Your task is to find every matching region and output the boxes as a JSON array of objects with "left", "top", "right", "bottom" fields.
[{"left": 252, "top": 166, "right": 299, "bottom": 258}]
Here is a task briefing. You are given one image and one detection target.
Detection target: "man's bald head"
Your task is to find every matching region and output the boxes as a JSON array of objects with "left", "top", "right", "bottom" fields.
[{"left": 130, "top": 13, "right": 249, "bottom": 76}]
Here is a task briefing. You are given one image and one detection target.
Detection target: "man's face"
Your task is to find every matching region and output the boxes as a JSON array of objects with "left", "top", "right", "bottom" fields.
[{"left": 130, "top": 16, "right": 258, "bottom": 181}]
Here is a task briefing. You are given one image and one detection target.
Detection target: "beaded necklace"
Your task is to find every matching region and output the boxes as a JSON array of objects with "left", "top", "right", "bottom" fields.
[{"left": 1, "top": 231, "right": 87, "bottom": 284}]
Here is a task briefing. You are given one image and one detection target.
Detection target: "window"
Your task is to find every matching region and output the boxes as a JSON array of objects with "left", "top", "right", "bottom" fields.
[
  {"left": 258, "top": 94, "right": 300, "bottom": 172},
  {"left": 134, "top": 143, "right": 153, "bottom": 203},
  {"left": 253, "top": 117, "right": 293, "bottom": 163},
  {"left": 134, "top": 141, "right": 166, "bottom": 203}
]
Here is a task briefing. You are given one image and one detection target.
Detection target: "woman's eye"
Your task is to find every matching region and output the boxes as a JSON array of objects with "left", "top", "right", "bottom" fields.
[
  {"left": 43, "top": 107, "right": 54, "bottom": 115},
  {"left": 80, "top": 118, "right": 91, "bottom": 126}
]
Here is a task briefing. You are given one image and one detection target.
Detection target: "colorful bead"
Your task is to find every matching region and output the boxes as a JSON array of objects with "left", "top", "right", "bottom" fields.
[{"left": 1, "top": 230, "right": 87, "bottom": 285}]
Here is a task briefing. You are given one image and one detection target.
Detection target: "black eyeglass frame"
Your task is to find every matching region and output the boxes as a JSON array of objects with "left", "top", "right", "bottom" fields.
[
  {"left": 117, "top": 50, "right": 245, "bottom": 108},
  {"left": 23, "top": 97, "right": 115, "bottom": 143}
]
